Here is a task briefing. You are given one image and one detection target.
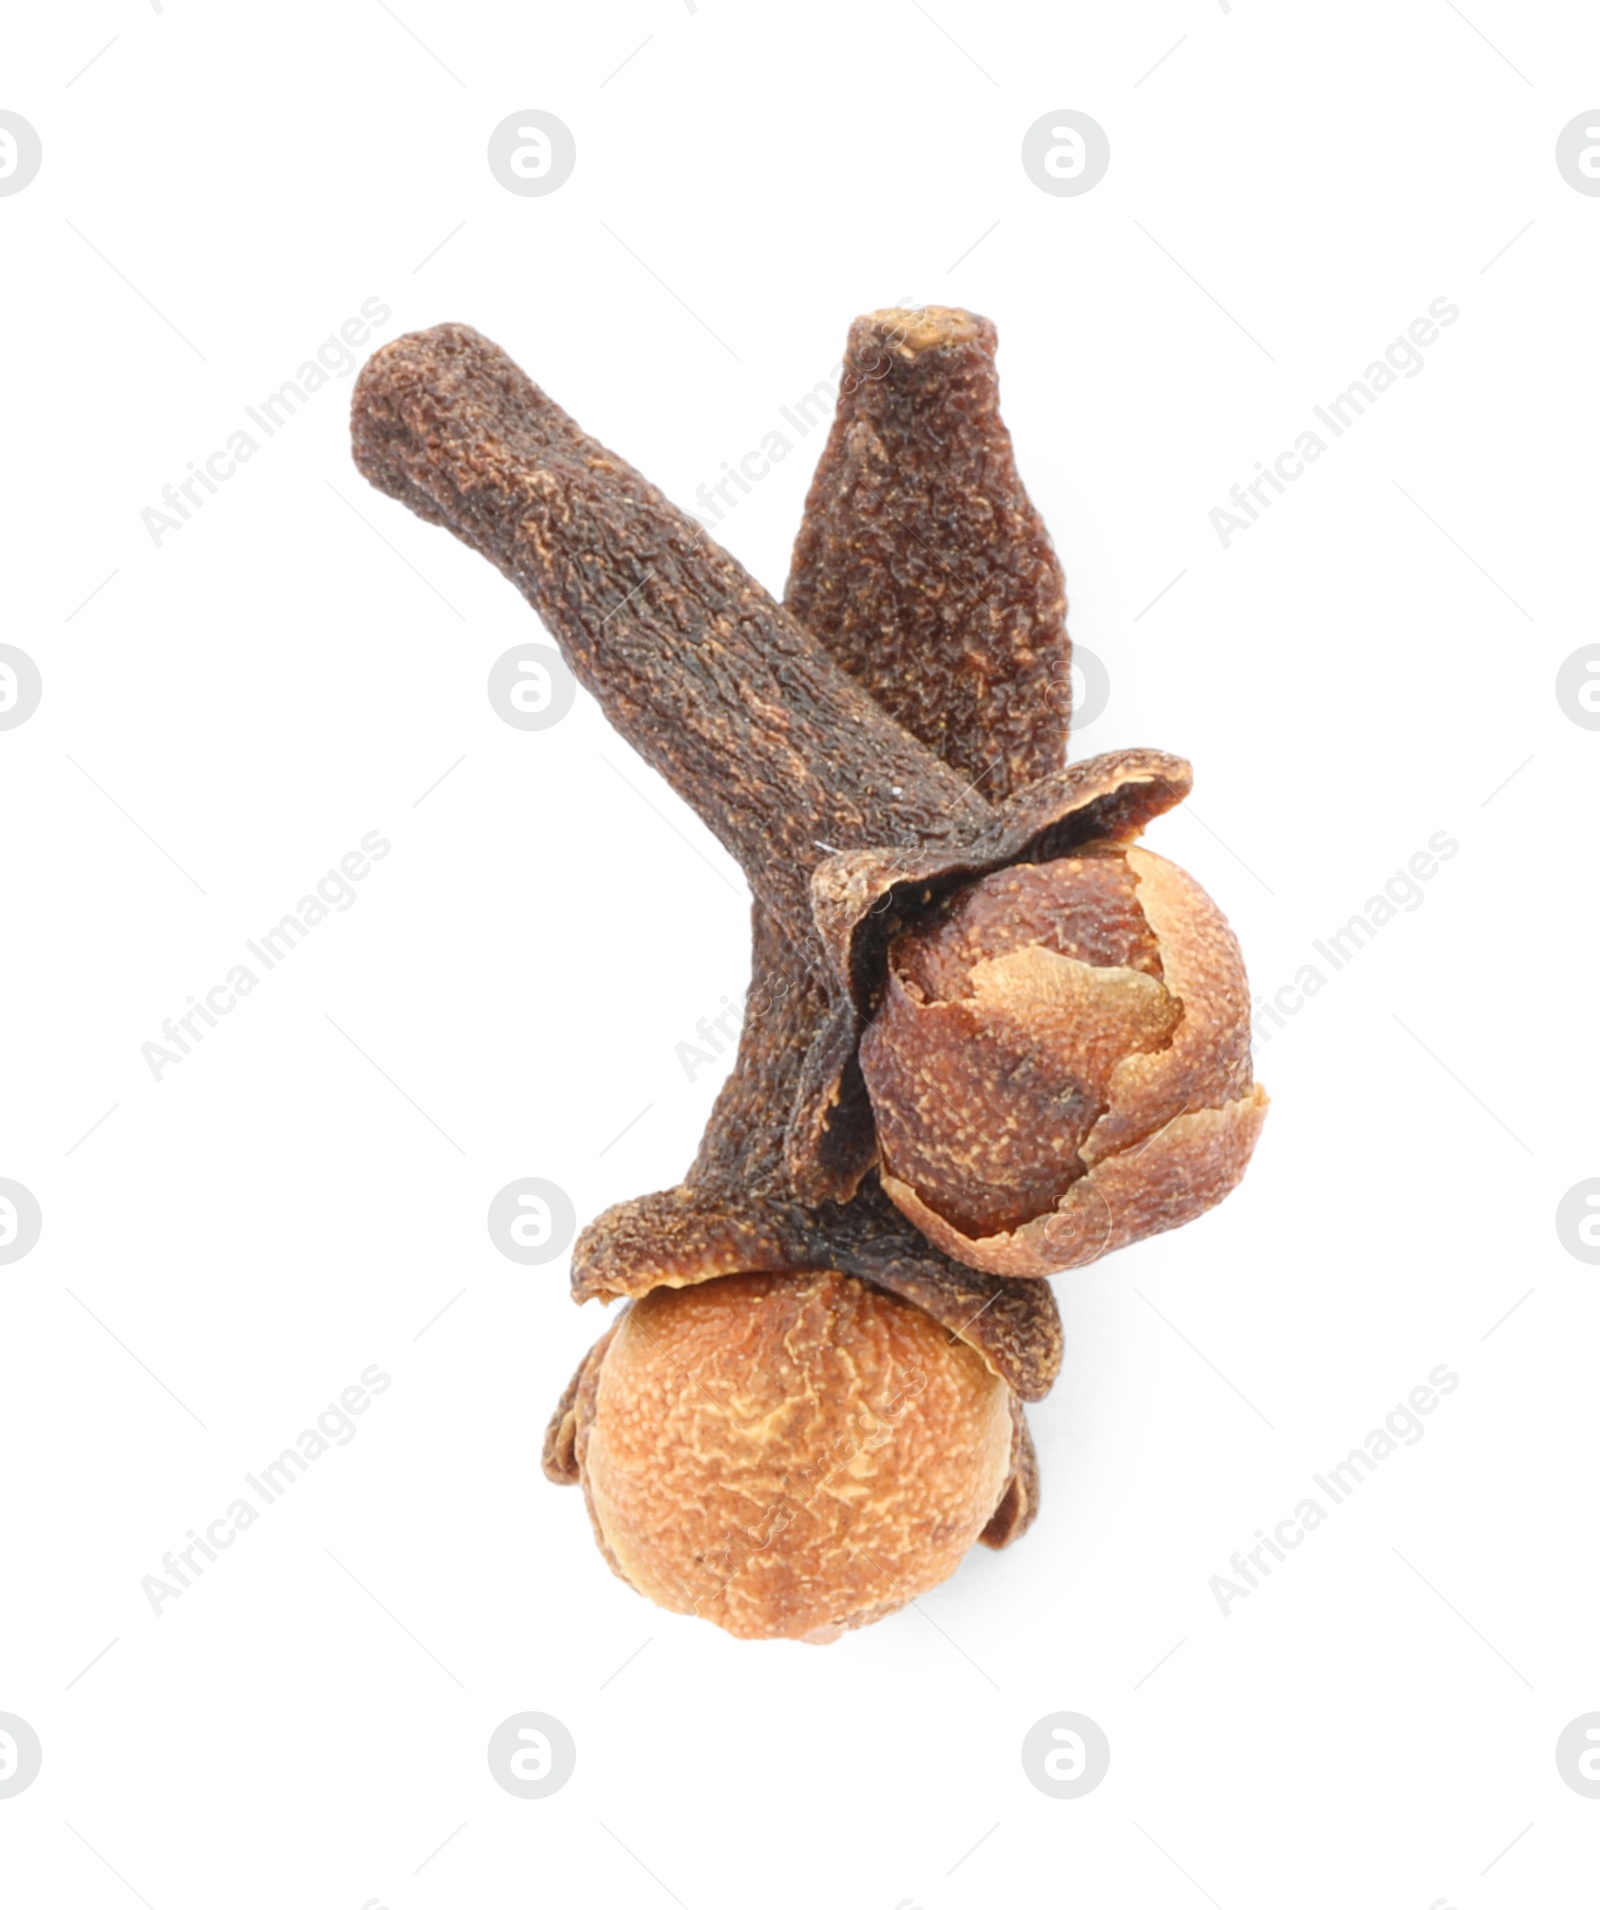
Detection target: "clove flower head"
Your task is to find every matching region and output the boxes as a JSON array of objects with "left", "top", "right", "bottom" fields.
[
  {"left": 565, "top": 1269, "right": 1016, "bottom": 1642},
  {"left": 859, "top": 843, "right": 1268, "bottom": 1277}
]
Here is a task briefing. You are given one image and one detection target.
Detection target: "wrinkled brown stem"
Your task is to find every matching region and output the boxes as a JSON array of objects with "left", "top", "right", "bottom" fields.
[{"left": 351, "top": 323, "right": 993, "bottom": 953}]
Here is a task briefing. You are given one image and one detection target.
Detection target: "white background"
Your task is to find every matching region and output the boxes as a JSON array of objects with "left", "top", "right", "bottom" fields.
[{"left": 2, "top": 2, "right": 1597, "bottom": 1905}]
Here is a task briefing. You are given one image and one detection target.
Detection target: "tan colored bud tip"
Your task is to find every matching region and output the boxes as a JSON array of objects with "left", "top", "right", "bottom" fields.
[
  {"left": 860, "top": 844, "right": 1268, "bottom": 1277},
  {"left": 571, "top": 1270, "right": 1015, "bottom": 1642}
]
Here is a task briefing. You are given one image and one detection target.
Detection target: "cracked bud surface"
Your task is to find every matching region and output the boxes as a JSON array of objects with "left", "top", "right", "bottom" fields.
[
  {"left": 860, "top": 843, "right": 1268, "bottom": 1277},
  {"left": 572, "top": 1270, "right": 1014, "bottom": 1642}
]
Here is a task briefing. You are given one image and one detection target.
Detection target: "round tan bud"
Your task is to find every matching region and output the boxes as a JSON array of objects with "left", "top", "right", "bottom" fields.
[
  {"left": 572, "top": 1270, "right": 1014, "bottom": 1642},
  {"left": 859, "top": 843, "right": 1268, "bottom": 1277}
]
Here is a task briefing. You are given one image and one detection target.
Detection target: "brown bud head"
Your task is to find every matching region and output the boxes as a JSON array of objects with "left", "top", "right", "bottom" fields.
[
  {"left": 859, "top": 844, "right": 1268, "bottom": 1276},
  {"left": 573, "top": 1270, "right": 1014, "bottom": 1642}
]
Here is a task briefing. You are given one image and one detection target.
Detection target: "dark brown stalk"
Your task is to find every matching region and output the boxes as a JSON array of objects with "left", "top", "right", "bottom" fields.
[{"left": 351, "top": 323, "right": 994, "bottom": 953}]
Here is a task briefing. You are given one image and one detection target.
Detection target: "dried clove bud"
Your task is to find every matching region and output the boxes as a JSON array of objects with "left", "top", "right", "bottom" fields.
[
  {"left": 860, "top": 843, "right": 1268, "bottom": 1277},
  {"left": 351, "top": 305, "right": 1267, "bottom": 1645},
  {"left": 564, "top": 1270, "right": 1015, "bottom": 1642}
]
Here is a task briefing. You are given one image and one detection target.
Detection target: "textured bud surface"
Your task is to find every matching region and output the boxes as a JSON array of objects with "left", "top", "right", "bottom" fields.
[
  {"left": 861, "top": 844, "right": 1267, "bottom": 1275},
  {"left": 574, "top": 1270, "right": 1014, "bottom": 1642}
]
